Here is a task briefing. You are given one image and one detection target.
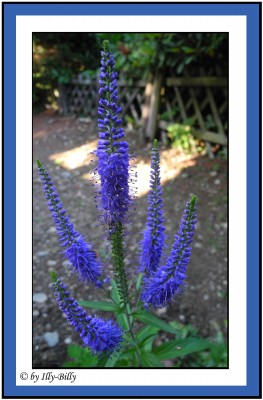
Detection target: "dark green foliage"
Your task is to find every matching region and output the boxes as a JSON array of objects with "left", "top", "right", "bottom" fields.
[
  {"left": 133, "top": 310, "right": 180, "bottom": 335},
  {"left": 167, "top": 121, "right": 197, "bottom": 152},
  {"left": 98, "top": 33, "right": 228, "bottom": 78},
  {"left": 61, "top": 271, "right": 227, "bottom": 368},
  {"left": 63, "top": 345, "right": 98, "bottom": 367},
  {"left": 33, "top": 33, "right": 227, "bottom": 111},
  {"left": 33, "top": 33, "right": 100, "bottom": 111},
  {"left": 153, "top": 337, "right": 211, "bottom": 359},
  {"left": 62, "top": 316, "right": 227, "bottom": 368}
]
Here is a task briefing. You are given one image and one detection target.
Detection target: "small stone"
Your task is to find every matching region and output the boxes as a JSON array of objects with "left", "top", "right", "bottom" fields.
[
  {"left": 47, "top": 260, "right": 57, "bottom": 267},
  {"left": 43, "top": 332, "right": 59, "bottom": 348},
  {"left": 33, "top": 309, "right": 40, "bottom": 317},
  {"left": 210, "top": 171, "right": 218, "bottom": 177},
  {"left": 181, "top": 172, "right": 190, "bottom": 179},
  {"left": 48, "top": 227, "right": 57, "bottom": 234},
  {"left": 220, "top": 222, "right": 227, "bottom": 230},
  {"left": 155, "top": 307, "right": 167, "bottom": 316},
  {"left": 33, "top": 293, "right": 47, "bottom": 303},
  {"left": 203, "top": 294, "right": 209, "bottom": 301},
  {"left": 164, "top": 360, "right": 174, "bottom": 367},
  {"left": 78, "top": 117, "right": 91, "bottom": 123},
  {"left": 35, "top": 345, "right": 40, "bottom": 351},
  {"left": 36, "top": 250, "right": 49, "bottom": 257},
  {"left": 214, "top": 179, "right": 221, "bottom": 185},
  {"left": 61, "top": 171, "right": 71, "bottom": 179},
  {"left": 62, "top": 260, "right": 69, "bottom": 268},
  {"left": 179, "top": 314, "right": 185, "bottom": 322},
  {"left": 194, "top": 242, "right": 203, "bottom": 249},
  {"left": 64, "top": 337, "right": 72, "bottom": 344},
  {"left": 210, "top": 247, "right": 217, "bottom": 254}
]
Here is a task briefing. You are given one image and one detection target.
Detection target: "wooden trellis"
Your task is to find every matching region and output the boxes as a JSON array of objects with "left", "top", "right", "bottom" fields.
[{"left": 59, "top": 72, "right": 227, "bottom": 149}]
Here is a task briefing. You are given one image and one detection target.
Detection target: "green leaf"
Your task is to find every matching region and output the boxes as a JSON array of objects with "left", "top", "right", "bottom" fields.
[
  {"left": 115, "top": 359, "right": 130, "bottom": 367},
  {"left": 79, "top": 300, "right": 118, "bottom": 312},
  {"left": 105, "top": 351, "right": 122, "bottom": 368},
  {"left": 141, "top": 352, "right": 164, "bottom": 367},
  {"left": 176, "top": 62, "right": 185, "bottom": 74},
  {"left": 154, "top": 337, "right": 211, "bottom": 360},
  {"left": 133, "top": 310, "right": 179, "bottom": 335},
  {"left": 182, "top": 46, "right": 195, "bottom": 54},
  {"left": 136, "top": 273, "right": 143, "bottom": 292},
  {"left": 97, "top": 354, "right": 109, "bottom": 367},
  {"left": 185, "top": 55, "right": 195, "bottom": 65},
  {"left": 139, "top": 334, "right": 157, "bottom": 350},
  {"left": 111, "top": 278, "right": 121, "bottom": 305},
  {"left": 111, "top": 279, "right": 129, "bottom": 330},
  {"left": 64, "top": 345, "right": 98, "bottom": 367},
  {"left": 136, "top": 325, "right": 159, "bottom": 351}
]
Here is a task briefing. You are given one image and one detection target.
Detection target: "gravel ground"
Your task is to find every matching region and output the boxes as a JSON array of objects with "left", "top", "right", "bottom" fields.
[{"left": 33, "top": 111, "right": 228, "bottom": 368}]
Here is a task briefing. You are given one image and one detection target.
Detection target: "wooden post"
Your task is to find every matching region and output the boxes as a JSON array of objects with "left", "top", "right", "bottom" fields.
[
  {"left": 144, "top": 71, "right": 163, "bottom": 141},
  {"left": 58, "top": 83, "right": 68, "bottom": 115},
  {"left": 141, "top": 75, "right": 153, "bottom": 139}
]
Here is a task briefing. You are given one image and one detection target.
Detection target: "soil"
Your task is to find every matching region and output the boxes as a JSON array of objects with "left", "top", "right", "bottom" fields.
[{"left": 33, "top": 110, "right": 228, "bottom": 368}]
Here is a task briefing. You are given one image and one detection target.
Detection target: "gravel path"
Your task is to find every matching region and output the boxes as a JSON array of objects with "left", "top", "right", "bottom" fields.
[{"left": 33, "top": 111, "right": 228, "bottom": 367}]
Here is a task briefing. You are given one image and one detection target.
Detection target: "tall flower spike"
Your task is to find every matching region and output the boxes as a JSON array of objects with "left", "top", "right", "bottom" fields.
[
  {"left": 141, "top": 196, "right": 197, "bottom": 308},
  {"left": 37, "top": 161, "right": 102, "bottom": 286},
  {"left": 96, "top": 40, "right": 131, "bottom": 230},
  {"left": 140, "top": 139, "right": 165, "bottom": 274},
  {"left": 51, "top": 274, "right": 122, "bottom": 355}
]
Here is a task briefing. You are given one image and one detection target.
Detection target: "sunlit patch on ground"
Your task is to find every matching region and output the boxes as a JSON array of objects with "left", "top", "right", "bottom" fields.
[
  {"left": 79, "top": 147, "right": 198, "bottom": 198},
  {"left": 49, "top": 140, "right": 98, "bottom": 170}
]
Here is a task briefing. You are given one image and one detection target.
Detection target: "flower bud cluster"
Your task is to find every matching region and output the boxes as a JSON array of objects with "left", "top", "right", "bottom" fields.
[
  {"left": 140, "top": 140, "right": 165, "bottom": 274},
  {"left": 53, "top": 278, "right": 122, "bottom": 354},
  {"left": 141, "top": 197, "right": 197, "bottom": 308},
  {"left": 37, "top": 161, "right": 102, "bottom": 285},
  {"left": 96, "top": 41, "right": 131, "bottom": 230}
]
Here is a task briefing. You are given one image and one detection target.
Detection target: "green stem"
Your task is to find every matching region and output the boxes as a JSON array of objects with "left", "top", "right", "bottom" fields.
[
  {"left": 124, "top": 303, "right": 142, "bottom": 367},
  {"left": 111, "top": 222, "right": 128, "bottom": 306},
  {"left": 101, "top": 284, "right": 121, "bottom": 310},
  {"left": 110, "top": 221, "right": 142, "bottom": 366}
]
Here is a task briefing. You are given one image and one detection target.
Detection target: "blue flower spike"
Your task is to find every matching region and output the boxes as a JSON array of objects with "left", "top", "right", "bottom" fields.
[
  {"left": 96, "top": 40, "right": 131, "bottom": 231},
  {"left": 37, "top": 160, "right": 102, "bottom": 286},
  {"left": 51, "top": 273, "right": 122, "bottom": 355},
  {"left": 141, "top": 196, "right": 197, "bottom": 308},
  {"left": 140, "top": 139, "right": 165, "bottom": 275}
]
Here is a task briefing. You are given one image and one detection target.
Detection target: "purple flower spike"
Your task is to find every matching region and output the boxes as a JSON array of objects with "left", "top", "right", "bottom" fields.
[
  {"left": 37, "top": 161, "right": 102, "bottom": 285},
  {"left": 52, "top": 277, "right": 122, "bottom": 355},
  {"left": 140, "top": 139, "right": 165, "bottom": 274},
  {"left": 141, "top": 196, "right": 197, "bottom": 308},
  {"left": 96, "top": 41, "right": 131, "bottom": 230}
]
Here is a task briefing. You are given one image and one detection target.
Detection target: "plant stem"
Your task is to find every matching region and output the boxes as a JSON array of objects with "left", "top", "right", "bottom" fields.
[
  {"left": 124, "top": 303, "right": 142, "bottom": 367},
  {"left": 110, "top": 221, "right": 142, "bottom": 366}
]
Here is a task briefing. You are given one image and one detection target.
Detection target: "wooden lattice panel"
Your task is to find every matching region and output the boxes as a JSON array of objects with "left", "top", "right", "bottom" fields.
[{"left": 60, "top": 73, "right": 227, "bottom": 146}]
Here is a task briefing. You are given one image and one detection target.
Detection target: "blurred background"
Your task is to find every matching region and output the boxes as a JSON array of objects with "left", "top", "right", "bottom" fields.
[{"left": 33, "top": 33, "right": 228, "bottom": 368}]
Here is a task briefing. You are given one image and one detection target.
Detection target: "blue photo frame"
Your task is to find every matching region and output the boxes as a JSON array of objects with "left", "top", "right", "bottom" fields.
[{"left": 3, "top": 2, "right": 261, "bottom": 398}]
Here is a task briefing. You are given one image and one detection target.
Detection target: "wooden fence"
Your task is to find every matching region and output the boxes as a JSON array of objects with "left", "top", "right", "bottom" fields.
[{"left": 58, "top": 72, "right": 227, "bottom": 152}]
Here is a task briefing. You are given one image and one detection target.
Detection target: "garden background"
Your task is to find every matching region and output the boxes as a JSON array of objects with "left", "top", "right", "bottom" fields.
[{"left": 33, "top": 33, "right": 228, "bottom": 368}]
